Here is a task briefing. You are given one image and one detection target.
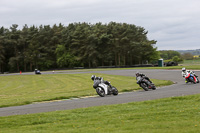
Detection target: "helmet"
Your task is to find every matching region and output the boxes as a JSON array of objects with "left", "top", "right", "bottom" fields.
[
  {"left": 91, "top": 75, "right": 96, "bottom": 80},
  {"left": 182, "top": 68, "right": 186, "bottom": 72},
  {"left": 136, "top": 72, "right": 140, "bottom": 77}
]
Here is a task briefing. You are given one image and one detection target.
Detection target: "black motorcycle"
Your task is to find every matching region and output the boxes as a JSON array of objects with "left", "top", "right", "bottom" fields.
[
  {"left": 35, "top": 69, "right": 41, "bottom": 74},
  {"left": 136, "top": 76, "right": 156, "bottom": 91}
]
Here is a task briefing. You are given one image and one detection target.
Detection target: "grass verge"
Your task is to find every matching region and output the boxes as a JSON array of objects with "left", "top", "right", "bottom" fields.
[
  {"left": 1, "top": 94, "right": 200, "bottom": 133},
  {"left": 54, "top": 65, "right": 200, "bottom": 73},
  {"left": 0, "top": 73, "right": 172, "bottom": 108}
]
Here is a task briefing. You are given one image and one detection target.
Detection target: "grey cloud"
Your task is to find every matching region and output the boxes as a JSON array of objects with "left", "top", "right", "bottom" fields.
[{"left": 0, "top": 0, "right": 200, "bottom": 50}]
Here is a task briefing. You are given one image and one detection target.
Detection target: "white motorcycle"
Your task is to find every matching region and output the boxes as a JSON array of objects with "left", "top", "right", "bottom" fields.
[{"left": 92, "top": 79, "right": 118, "bottom": 97}]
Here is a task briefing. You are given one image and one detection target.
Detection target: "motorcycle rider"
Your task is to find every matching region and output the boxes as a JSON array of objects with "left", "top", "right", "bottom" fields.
[
  {"left": 181, "top": 67, "right": 198, "bottom": 83},
  {"left": 35, "top": 69, "right": 41, "bottom": 74},
  {"left": 91, "top": 75, "right": 103, "bottom": 82},
  {"left": 135, "top": 72, "right": 153, "bottom": 84},
  {"left": 91, "top": 75, "right": 112, "bottom": 88}
]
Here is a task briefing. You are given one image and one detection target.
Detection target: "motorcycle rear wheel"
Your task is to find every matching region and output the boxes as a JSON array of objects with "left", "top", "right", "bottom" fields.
[
  {"left": 152, "top": 84, "right": 156, "bottom": 90},
  {"left": 96, "top": 87, "right": 105, "bottom": 97},
  {"left": 152, "top": 86, "right": 156, "bottom": 90},
  {"left": 112, "top": 86, "right": 118, "bottom": 95},
  {"left": 196, "top": 77, "right": 199, "bottom": 83},
  {"left": 189, "top": 77, "right": 196, "bottom": 84}
]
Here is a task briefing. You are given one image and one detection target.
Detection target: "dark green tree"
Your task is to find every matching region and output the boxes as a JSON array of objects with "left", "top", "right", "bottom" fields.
[
  {"left": 0, "top": 27, "right": 6, "bottom": 72},
  {"left": 8, "top": 24, "right": 23, "bottom": 72},
  {"left": 55, "top": 44, "right": 77, "bottom": 68},
  {"left": 0, "top": 22, "right": 159, "bottom": 71},
  {"left": 160, "top": 50, "right": 181, "bottom": 60}
]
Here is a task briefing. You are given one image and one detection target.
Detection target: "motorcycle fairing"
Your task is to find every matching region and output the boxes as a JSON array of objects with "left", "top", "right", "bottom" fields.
[{"left": 98, "top": 83, "right": 108, "bottom": 94}]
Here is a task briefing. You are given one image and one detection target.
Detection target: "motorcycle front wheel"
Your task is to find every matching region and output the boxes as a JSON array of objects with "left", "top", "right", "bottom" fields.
[
  {"left": 96, "top": 87, "right": 105, "bottom": 97},
  {"left": 140, "top": 83, "right": 149, "bottom": 91}
]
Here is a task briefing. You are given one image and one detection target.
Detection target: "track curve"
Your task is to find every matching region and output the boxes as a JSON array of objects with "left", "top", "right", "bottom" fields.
[{"left": 0, "top": 69, "right": 200, "bottom": 116}]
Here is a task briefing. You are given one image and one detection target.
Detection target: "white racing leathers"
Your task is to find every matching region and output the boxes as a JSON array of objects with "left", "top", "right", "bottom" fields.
[
  {"left": 182, "top": 70, "right": 197, "bottom": 83},
  {"left": 181, "top": 70, "right": 195, "bottom": 78}
]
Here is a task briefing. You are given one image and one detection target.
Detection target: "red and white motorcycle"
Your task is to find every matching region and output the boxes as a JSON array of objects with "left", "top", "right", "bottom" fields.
[{"left": 185, "top": 73, "right": 199, "bottom": 84}]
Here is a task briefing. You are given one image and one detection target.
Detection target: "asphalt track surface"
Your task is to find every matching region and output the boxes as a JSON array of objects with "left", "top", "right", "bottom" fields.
[{"left": 0, "top": 69, "right": 200, "bottom": 117}]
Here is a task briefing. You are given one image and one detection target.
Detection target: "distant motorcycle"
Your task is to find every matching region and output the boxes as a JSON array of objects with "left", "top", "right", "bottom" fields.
[
  {"left": 136, "top": 76, "right": 156, "bottom": 91},
  {"left": 185, "top": 73, "right": 199, "bottom": 84},
  {"left": 92, "top": 78, "right": 118, "bottom": 97},
  {"left": 35, "top": 69, "right": 41, "bottom": 74}
]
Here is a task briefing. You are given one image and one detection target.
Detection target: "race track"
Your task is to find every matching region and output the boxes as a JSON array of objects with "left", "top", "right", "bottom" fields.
[{"left": 0, "top": 69, "right": 200, "bottom": 116}]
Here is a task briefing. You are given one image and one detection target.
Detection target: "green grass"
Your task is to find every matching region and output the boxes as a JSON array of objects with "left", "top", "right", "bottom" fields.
[
  {"left": 156, "top": 65, "right": 200, "bottom": 70},
  {"left": 0, "top": 73, "right": 172, "bottom": 108},
  {"left": 54, "top": 61, "right": 200, "bottom": 72},
  {"left": 182, "top": 58, "right": 200, "bottom": 65},
  {"left": 1, "top": 94, "right": 200, "bottom": 133}
]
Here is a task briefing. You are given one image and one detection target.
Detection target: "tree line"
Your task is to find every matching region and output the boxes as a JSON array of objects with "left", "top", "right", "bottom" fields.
[
  {"left": 159, "top": 50, "right": 197, "bottom": 62},
  {"left": 0, "top": 22, "right": 159, "bottom": 72}
]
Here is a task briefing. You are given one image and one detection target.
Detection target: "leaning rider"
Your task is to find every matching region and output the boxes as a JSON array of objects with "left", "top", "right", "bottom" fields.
[
  {"left": 135, "top": 72, "right": 153, "bottom": 84},
  {"left": 91, "top": 75, "right": 112, "bottom": 87},
  {"left": 181, "top": 67, "right": 197, "bottom": 83},
  {"left": 91, "top": 75, "right": 103, "bottom": 82}
]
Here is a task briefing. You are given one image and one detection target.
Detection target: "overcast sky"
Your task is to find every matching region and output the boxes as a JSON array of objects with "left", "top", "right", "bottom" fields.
[{"left": 0, "top": 0, "right": 200, "bottom": 50}]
